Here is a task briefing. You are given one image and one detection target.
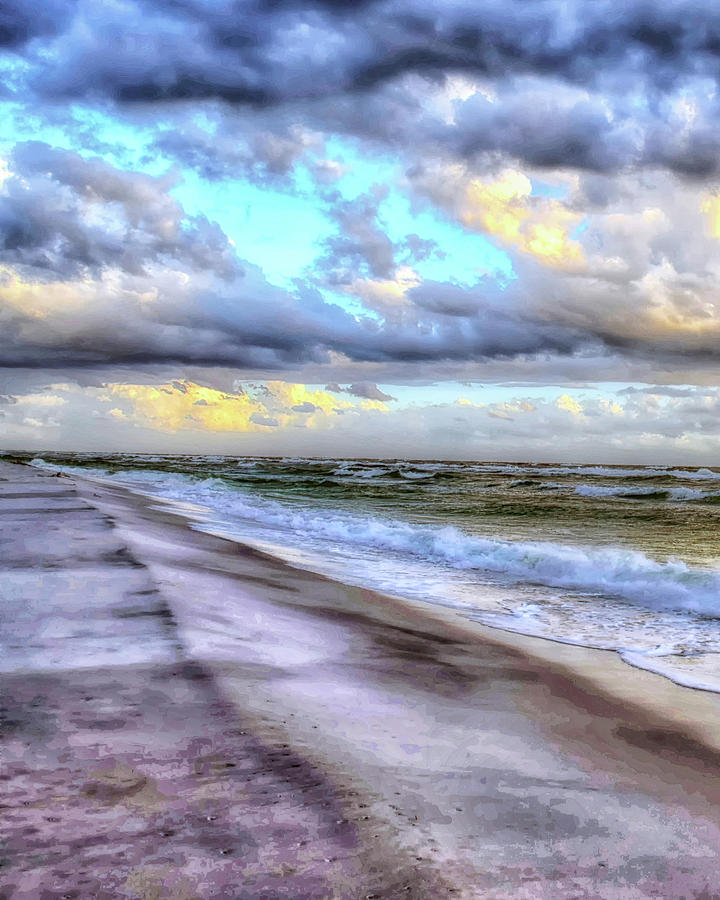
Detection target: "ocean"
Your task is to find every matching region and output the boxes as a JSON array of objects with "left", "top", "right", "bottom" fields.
[{"left": 18, "top": 452, "right": 720, "bottom": 693}]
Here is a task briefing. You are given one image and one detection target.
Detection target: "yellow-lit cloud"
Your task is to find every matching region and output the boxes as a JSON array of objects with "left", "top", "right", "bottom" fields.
[
  {"left": 702, "top": 194, "right": 720, "bottom": 238},
  {"left": 357, "top": 399, "right": 390, "bottom": 412},
  {"left": 12, "top": 392, "right": 67, "bottom": 407},
  {"left": 461, "top": 170, "right": 584, "bottom": 267},
  {"left": 556, "top": 394, "right": 584, "bottom": 416},
  {"left": 600, "top": 398, "right": 624, "bottom": 416},
  {"left": 342, "top": 267, "right": 421, "bottom": 319},
  {"left": 105, "top": 380, "right": 358, "bottom": 434},
  {"left": 0, "top": 264, "right": 172, "bottom": 321},
  {"left": 262, "top": 381, "right": 353, "bottom": 415},
  {"left": 486, "top": 399, "right": 535, "bottom": 419},
  {"left": 107, "top": 381, "right": 267, "bottom": 433},
  {"left": 0, "top": 266, "right": 84, "bottom": 319}
]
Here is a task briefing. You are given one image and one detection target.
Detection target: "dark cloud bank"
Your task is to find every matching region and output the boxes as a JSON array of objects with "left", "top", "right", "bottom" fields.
[{"left": 6, "top": 0, "right": 720, "bottom": 176}]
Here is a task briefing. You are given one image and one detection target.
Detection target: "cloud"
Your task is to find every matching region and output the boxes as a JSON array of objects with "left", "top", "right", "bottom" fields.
[
  {"left": 292, "top": 401, "right": 319, "bottom": 412},
  {"left": 318, "top": 187, "right": 396, "bottom": 281},
  {"left": 403, "top": 159, "right": 720, "bottom": 375},
  {"left": 7, "top": 12, "right": 720, "bottom": 395},
  {"left": 7, "top": 378, "right": 720, "bottom": 463},
  {"left": 0, "top": 144, "right": 608, "bottom": 372},
  {"left": 617, "top": 385, "right": 712, "bottom": 398},
  {"left": 8, "top": 143, "right": 720, "bottom": 382},
  {"left": 410, "top": 166, "right": 584, "bottom": 268},
  {"left": 0, "top": 141, "right": 240, "bottom": 279},
  {"left": 102, "top": 379, "right": 353, "bottom": 433},
  {"left": 402, "top": 233, "right": 445, "bottom": 265},
  {"left": 0, "top": 1, "right": 70, "bottom": 48},
  {"left": 316, "top": 191, "right": 445, "bottom": 291},
  {"left": 7, "top": 1, "right": 720, "bottom": 178},
  {"left": 107, "top": 381, "right": 267, "bottom": 432},
  {"left": 6, "top": 136, "right": 720, "bottom": 387},
  {"left": 556, "top": 393, "right": 584, "bottom": 416},
  {"left": 249, "top": 412, "right": 280, "bottom": 427},
  {"left": 325, "top": 382, "right": 397, "bottom": 401},
  {"left": 347, "top": 382, "right": 396, "bottom": 402},
  {"left": 152, "top": 114, "right": 320, "bottom": 186},
  {"left": 409, "top": 281, "right": 492, "bottom": 318},
  {"left": 313, "top": 158, "right": 350, "bottom": 185},
  {"left": 256, "top": 381, "right": 351, "bottom": 416}
]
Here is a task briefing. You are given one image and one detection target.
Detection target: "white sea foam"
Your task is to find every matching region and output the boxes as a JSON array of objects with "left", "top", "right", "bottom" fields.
[
  {"left": 571, "top": 483, "right": 714, "bottom": 501},
  {"left": 226, "top": 509, "right": 720, "bottom": 613},
  {"left": 330, "top": 461, "right": 455, "bottom": 479},
  {"left": 331, "top": 465, "right": 392, "bottom": 478},
  {"left": 574, "top": 483, "right": 653, "bottom": 498},
  {"left": 668, "top": 487, "right": 715, "bottom": 500}
]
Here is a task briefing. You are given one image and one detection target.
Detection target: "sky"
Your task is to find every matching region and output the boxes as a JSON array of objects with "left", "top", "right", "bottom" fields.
[{"left": 3, "top": 1, "right": 720, "bottom": 462}]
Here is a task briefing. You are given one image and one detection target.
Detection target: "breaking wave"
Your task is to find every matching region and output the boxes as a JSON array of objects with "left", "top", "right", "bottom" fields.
[
  {"left": 40, "top": 458, "right": 720, "bottom": 620},
  {"left": 201, "top": 495, "right": 720, "bottom": 615}
]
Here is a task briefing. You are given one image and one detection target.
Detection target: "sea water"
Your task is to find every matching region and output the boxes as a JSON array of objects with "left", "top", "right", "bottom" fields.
[{"left": 21, "top": 452, "right": 720, "bottom": 692}]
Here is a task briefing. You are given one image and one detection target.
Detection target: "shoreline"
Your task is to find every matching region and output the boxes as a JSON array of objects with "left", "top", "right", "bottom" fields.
[
  {"left": 4, "top": 459, "right": 720, "bottom": 896},
  {"left": 73, "top": 465, "right": 720, "bottom": 752},
  {"left": 32, "top": 455, "right": 720, "bottom": 700}
]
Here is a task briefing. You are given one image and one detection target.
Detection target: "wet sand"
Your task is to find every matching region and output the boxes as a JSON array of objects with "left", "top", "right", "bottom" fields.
[{"left": 3, "top": 459, "right": 720, "bottom": 898}]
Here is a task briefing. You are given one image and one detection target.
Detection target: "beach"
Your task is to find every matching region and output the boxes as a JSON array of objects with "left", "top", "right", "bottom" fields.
[{"left": 3, "top": 459, "right": 720, "bottom": 899}]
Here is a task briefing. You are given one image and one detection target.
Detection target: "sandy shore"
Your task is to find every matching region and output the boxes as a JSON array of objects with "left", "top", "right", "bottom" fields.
[{"left": 3, "top": 460, "right": 720, "bottom": 898}]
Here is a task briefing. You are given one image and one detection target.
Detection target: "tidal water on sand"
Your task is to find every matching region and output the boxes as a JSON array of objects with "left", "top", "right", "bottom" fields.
[{"left": 20, "top": 452, "right": 720, "bottom": 692}]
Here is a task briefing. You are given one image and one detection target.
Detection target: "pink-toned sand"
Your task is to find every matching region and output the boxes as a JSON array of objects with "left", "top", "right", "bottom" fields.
[{"left": 3, "top": 459, "right": 720, "bottom": 898}]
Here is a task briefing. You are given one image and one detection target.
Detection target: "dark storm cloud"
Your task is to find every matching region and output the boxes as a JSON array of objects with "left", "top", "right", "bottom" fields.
[
  {"left": 446, "top": 87, "right": 634, "bottom": 173},
  {"left": 0, "top": 0, "right": 70, "bottom": 48},
  {"left": 16, "top": 0, "right": 720, "bottom": 101},
  {"left": 6, "top": 1, "right": 720, "bottom": 175}
]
